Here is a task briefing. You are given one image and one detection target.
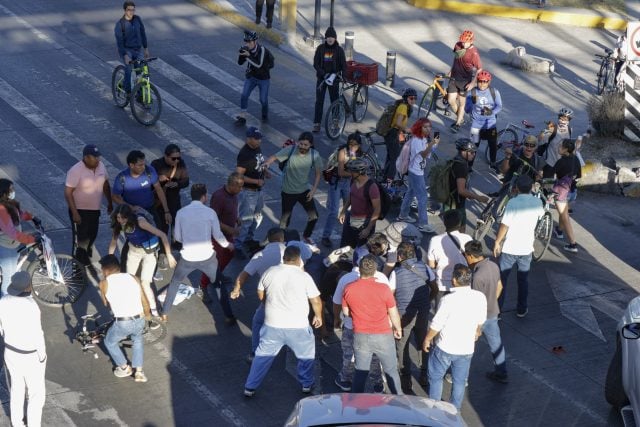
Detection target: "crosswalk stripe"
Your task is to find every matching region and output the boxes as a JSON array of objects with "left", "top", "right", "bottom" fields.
[{"left": 179, "top": 54, "right": 315, "bottom": 131}]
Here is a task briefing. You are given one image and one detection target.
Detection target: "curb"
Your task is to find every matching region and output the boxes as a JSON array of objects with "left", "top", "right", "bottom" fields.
[
  {"left": 186, "top": 0, "right": 285, "bottom": 46},
  {"left": 407, "top": 0, "right": 627, "bottom": 30}
]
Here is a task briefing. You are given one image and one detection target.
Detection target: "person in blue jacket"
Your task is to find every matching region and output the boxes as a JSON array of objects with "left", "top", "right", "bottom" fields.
[
  {"left": 465, "top": 70, "right": 502, "bottom": 169},
  {"left": 114, "top": 1, "right": 150, "bottom": 94}
]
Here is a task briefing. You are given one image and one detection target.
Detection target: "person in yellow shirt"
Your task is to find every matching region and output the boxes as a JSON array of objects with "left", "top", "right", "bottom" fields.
[{"left": 384, "top": 88, "right": 416, "bottom": 180}]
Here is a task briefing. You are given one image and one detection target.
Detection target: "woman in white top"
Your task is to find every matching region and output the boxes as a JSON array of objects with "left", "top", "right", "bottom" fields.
[{"left": 396, "top": 118, "right": 439, "bottom": 234}]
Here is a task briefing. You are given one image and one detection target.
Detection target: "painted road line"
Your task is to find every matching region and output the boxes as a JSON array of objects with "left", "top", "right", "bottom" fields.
[
  {"left": 179, "top": 54, "right": 314, "bottom": 131},
  {"left": 153, "top": 58, "right": 293, "bottom": 146}
]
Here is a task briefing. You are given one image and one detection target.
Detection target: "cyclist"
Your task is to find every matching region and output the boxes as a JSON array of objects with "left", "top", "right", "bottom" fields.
[
  {"left": 540, "top": 108, "right": 573, "bottom": 179},
  {"left": 0, "top": 179, "right": 37, "bottom": 296},
  {"left": 384, "top": 88, "right": 416, "bottom": 181},
  {"left": 320, "top": 132, "right": 364, "bottom": 247},
  {"left": 313, "top": 26, "right": 347, "bottom": 133},
  {"left": 108, "top": 204, "right": 176, "bottom": 318},
  {"left": 235, "top": 30, "right": 274, "bottom": 124},
  {"left": 448, "top": 30, "right": 482, "bottom": 133},
  {"left": 464, "top": 70, "right": 501, "bottom": 168},
  {"left": 114, "top": 1, "right": 150, "bottom": 96}
]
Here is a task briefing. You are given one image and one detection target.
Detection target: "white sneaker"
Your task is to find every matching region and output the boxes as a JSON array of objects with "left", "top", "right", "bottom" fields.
[
  {"left": 396, "top": 216, "right": 416, "bottom": 223},
  {"left": 418, "top": 224, "right": 436, "bottom": 234}
]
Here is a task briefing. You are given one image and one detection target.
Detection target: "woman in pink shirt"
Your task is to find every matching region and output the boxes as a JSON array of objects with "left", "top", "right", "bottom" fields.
[{"left": 0, "top": 179, "right": 37, "bottom": 295}]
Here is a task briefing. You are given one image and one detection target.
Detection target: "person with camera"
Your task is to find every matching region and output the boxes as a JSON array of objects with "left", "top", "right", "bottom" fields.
[
  {"left": 235, "top": 30, "right": 274, "bottom": 125},
  {"left": 464, "top": 70, "right": 502, "bottom": 169},
  {"left": 312, "top": 26, "right": 347, "bottom": 133}
]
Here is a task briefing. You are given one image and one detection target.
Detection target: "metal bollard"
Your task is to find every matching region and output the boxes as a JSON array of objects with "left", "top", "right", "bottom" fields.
[
  {"left": 330, "top": 0, "right": 335, "bottom": 28},
  {"left": 304, "top": 0, "right": 324, "bottom": 47},
  {"left": 344, "top": 31, "right": 354, "bottom": 61},
  {"left": 386, "top": 51, "right": 396, "bottom": 87}
]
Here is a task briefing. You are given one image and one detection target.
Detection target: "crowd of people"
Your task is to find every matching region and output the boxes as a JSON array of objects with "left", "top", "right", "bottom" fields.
[{"left": 0, "top": 3, "right": 592, "bottom": 424}]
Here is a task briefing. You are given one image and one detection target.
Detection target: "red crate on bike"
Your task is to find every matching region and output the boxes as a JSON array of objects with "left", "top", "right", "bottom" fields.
[{"left": 345, "top": 61, "right": 379, "bottom": 85}]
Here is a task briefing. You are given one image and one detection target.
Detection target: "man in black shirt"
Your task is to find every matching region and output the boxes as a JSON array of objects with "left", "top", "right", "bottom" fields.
[
  {"left": 235, "top": 30, "right": 273, "bottom": 124},
  {"left": 445, "top": 138, "right": 489, "bottom": 232},
  {"left": 499, "top": 135, "right": 543, "bottom": 185},
  {"left": 151, "top": 144, "right": 190, "bottom": 235},
  {"left": 235, "top": 127, "right": 268, "bottom": 258},
  {"left": 313, "top": 27, "right": 347, "bottom": 132}
]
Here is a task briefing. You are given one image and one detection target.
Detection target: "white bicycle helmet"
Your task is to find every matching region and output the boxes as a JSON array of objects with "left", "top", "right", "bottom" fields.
[{"left": 558, "top": 107, "right": 573, "bottom": 118}]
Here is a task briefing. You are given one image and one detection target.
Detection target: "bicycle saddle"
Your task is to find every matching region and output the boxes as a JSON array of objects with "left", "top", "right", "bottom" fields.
[{"left": 521, "top": 120, "right": 535, "bottom": 129}]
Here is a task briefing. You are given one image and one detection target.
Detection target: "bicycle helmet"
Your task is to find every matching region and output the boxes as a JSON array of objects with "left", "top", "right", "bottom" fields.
[
  {"left": 345, "top": 158, "right": 369, "bottom": 174},
  {"left": 477, "top": 70, "right": 492, "bottom": 82},
  {"left": 558, "top": 107, "right": 573, "bottom": 119},
  {"left": 455, "top": 137, "right": 477, "bottom": 152},
  {"left": 402, "top": 88, "right": 417, "bottom": 101},
  {"left": 244, "top": 30, "right": 258, "bottom": 42},
  {"left": 459, "top": 30, "right": 474, "bottom": 43}
]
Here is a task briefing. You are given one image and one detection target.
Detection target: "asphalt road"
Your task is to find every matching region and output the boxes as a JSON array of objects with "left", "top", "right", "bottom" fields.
[{"left": 0, "top": 0, "right": 639, "bottom": 426}]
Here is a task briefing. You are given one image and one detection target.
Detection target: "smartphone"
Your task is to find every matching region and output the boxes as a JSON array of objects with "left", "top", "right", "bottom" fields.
[{"left": 434, "top": 131, "right": 440, "bottom": 139}]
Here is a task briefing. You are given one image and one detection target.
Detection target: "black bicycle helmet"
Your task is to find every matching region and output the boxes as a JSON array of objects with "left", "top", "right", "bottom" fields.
[
  {"left": 455, "top": 138, "right": 477, "bottom": 152},
  {"left": 402, "top": 88, "right": 417, "bottom": 101},
  {"left": 244, "top": 30, "right": 258, "bottom": 42},
  {"left": 345, "top": 158, "right": 368, "bottom": 174}
]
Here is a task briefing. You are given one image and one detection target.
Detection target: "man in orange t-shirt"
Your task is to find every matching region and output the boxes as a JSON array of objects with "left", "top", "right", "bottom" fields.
[{"left": 342, "top": 254, "right": 403, "bottom": 394}]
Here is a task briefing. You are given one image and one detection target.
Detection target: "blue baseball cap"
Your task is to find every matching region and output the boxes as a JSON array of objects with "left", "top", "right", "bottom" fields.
[
  {"left": 83, "top": 144, "right": 101, "bottom": 157},
  {"left": 246, "top": 127, "right": 262, "bottom": 139}
]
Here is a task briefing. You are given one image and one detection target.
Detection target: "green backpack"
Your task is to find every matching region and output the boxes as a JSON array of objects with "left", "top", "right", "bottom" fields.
[
  {"left": 429, "top": 159, "right": 462, "bottom": 204},
  {"left": 375, "top": 100, "right": 403, "bottom": 136}
]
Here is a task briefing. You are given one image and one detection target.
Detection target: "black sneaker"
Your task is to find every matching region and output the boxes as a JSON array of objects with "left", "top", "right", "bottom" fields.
[
  {"left": 450, "top": 123, "right": 461, "bottom": 133},
  {"left": 516, "top": 308, "right": 529, "bottom": 318},
  {"left": 234, "top": 116, "right": 247, "bottom": 126},
  {"left": 321, "top": 237, "right": 332, "bottom": 248},
  {"left": 254, "top": 17, "right": 261, "bottom": 25},
  {"left": 302, "top": 384, "right": 314, "bottom": 394},
  {"left": 486, "top": 371, "right": 509, "bottom": 384},
  {"left": 553, "top": 226, "right": 564, "bottom": 239},
  {"left": 564, "top": 243, "right": 578, "bottom": 253},
  {"left": 244, "top": 388, "right": 256, "bottom": 397},
  {"left": 266, "top": 22, "right": 272, "bottom": 29},
  {"left": 261, "top": 114, "right": 268, "bottom": 122}
]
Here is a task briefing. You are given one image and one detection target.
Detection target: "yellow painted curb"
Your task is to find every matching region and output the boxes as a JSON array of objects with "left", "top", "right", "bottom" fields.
[
  {"left": 187, "top": 0, "right": 285, "bottom": 46},
  {"left": 407, "top": 0, "right": 628, "bottom": 30}
]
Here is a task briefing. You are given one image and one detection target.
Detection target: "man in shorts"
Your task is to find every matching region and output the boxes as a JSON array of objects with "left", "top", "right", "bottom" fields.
[{"left": 447, "top": 30, "right": 482, "bottom": 133}]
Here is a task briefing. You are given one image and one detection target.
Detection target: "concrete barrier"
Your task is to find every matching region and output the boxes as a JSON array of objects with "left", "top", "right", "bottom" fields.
[{"left": 502, "top": 47, "right": 554, "bottom": 73}]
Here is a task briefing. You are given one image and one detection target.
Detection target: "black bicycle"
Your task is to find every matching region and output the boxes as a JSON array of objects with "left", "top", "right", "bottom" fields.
[
  {"left": 75, "top": 313, "right": 167, "bottom": 358},
  {"left": 595, "top": 48, "right": 623, "bottom": 95}
]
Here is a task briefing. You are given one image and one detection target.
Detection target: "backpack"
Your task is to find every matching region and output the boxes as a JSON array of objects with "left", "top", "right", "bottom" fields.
[
  {"left": 471, "top": 86, "right": 496, "bottom": 104},
  {"left": 364, "top": 179, "right": 391, "bottom": 221},
  {"left": 322, "top": 145, "right": 346, "bottom": 183},
  {"left": 429, "top": 159, "right": 462, "bottom": 204},
  {"left": 375, "top": 100, "right": 403, "bottom": 136},
  {"left": 278, "top": 139, "right": 296, "bottom": 171},
  {"left": 395, "top": 140, "right": 412, "bottom": 177},
  {"left": 264, "top": 47, "right": 275, "bottom": 69}
]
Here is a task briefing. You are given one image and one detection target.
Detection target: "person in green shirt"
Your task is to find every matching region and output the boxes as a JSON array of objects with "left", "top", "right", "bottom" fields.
[{"left": 263, "top": 132, "right": 323, "bottom": 245}]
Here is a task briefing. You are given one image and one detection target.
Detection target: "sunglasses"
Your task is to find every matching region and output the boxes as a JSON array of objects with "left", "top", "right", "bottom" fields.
[
  {"left": 477, "top": 80, "right": 489, "bottom": 83},
  {"left": 169, "top": 156, "right": 181, "bottom": 161},
  {"left": 524, "top": 143, "right": 537, "bottom": 148}
]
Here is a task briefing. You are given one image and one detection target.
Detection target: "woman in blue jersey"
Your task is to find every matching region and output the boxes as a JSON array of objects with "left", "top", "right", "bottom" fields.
[{"left": 465, "top": 70, "right": 502, "bottom": 169}]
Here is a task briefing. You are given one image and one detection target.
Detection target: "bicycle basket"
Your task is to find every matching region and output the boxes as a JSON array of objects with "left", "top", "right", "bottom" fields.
[{"left": 345, "top": 61, "right": 379, "bottom": 85}]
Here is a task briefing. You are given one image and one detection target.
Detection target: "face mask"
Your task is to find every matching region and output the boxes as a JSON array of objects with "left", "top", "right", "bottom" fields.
[{"left": 7, "top": 191, "right": 15, "bottom": 200}]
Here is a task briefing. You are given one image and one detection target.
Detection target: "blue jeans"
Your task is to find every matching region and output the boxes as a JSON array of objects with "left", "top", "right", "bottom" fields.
[
  {"left": 498, "top": 252, "right": 532, "bottom": 314},
  {"left": 399, "top": 171, "right": 429, "bottom": 226},
  {"left": 104, "top": 317, "right": 145, "bottom": 368},
  {"left": 0, "top": 245, "right": 18, "bottom": 296},
  {"left": 322, "top": 178, "right": 350, "bottom": 239},
  {"left": 482, "top": 317, "right": 506, "bottom": 375},
  {"left": 236, "top": 189, "right": 264, "bottom": 247},
  {"left": 120, "top": 48, "right": 144, "bottom": 93},
  {"left": 428, "top": 346, "right": 472, "bottom": 409},
  {"left": 352, "top": 332, "right": 403, "bottom": 395},
  {"left": 245, "top": 325, "right": 316, "bottom": 389},
  {"left": 240, "top": 77, "right": 270, "bottom": 118},
  {"left": 251, "top": 303, "right": 265, "bottom": 353},
  {"left": 338, "top": 327, "right": 383, "bottom": 387}
]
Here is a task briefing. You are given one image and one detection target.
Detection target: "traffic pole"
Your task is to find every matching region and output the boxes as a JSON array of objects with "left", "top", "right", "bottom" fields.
[
  {"left": 344, "top": 31, "right": 354, "bottom": 61},
  {"left": 386, "top": 51, "right": 396, "bottom": 87}
]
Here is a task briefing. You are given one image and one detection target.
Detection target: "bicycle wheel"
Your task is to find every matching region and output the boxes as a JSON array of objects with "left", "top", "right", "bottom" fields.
[
  {"left": 122, "top": 319, "right": 167, "bottom": 346},
  {"left": 473, "top": 199, "right": 496, "bottom": 241},
  {"left": 362, "top": 151, "right": 381, "bottom": 182},
  {"left": 324, "top": 100, "right": 347, "bottom": 140},
  {"left": 29, "top": 254, "right": 87, "bottom": 307},
  {"left": 130, "top": 81, "right": 162, "bottom": 126},
  {"left": 111, "top": 65, "right": 130, "bottom": 108},
  {"left": 596, "top": 60, "right": 609, "bottom": 95},
  {"left": 492, "top": 128, "right": 518, "bottom": 164},
  {"left": 434, "top": 89, "right": 448, "bottom": 113},
  {"left": 351, "top": 85, "right": 369, "bottom": 122},
  {"left": 418, "top": 87, "right": 434, "bottom": 118},
  {"left": 533, "top": 211, "right": 553, "bottom": 261}
]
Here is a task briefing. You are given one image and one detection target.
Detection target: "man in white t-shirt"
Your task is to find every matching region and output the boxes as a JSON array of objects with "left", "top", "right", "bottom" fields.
[
  {"left": 332, "top": 254, "right": 395, "bottom": 392},
  {"left": 493, "top": 175, "right": 543, "bottom": 318},
  {"left": 427, "top": 209, "right": 472, "bottom": 297},
  {"left": 243, "top": 246, "right": 323, "bottom": 397}
]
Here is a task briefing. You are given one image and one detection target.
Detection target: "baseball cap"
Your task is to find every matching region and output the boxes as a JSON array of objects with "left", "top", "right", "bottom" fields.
[
  {"left": 246, "top": 127, "right": 263, "bottom": 139},
  {"left": 7, "top": 271, "right": 31, "bottom": 296},
  {"left": 83, "top": 144, "right": 101, "bottom": 157}
]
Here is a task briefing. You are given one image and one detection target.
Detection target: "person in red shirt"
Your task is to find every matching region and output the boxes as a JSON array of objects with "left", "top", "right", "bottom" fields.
[
  {"left": 199, "top": 172, "right": 244, "bottom": 324},
  {"left": 342, "top": 254, "right": 403, "bottom": 394},
  {"left": 448, "top": 30, "right": 483, "bottom": 133}
]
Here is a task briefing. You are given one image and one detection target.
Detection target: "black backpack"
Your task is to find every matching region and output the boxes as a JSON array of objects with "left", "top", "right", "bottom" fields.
[
  {"left": 364, "top": 179, "right": 391, "bottom": 221},
  {"left": 264, "top": 47, "right": 275, "bottom": 69}
]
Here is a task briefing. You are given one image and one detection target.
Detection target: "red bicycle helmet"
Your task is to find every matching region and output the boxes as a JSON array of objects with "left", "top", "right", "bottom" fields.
[
  {"left": 477, "top": 70, "right": 492, "bottom": 82},
  {"left": 459, "top": 30, "right": 474, "bottom": 43}
]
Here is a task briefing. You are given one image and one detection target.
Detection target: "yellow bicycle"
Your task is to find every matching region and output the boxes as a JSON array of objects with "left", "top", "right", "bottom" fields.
[{"left": 417, "top": 72, "right": 452, "bottom": 119}]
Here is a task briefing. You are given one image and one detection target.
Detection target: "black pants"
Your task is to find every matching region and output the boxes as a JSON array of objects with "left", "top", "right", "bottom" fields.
[
  {"left": 384, "top": 128, "right": 402, "bottom": 180},
  {"left": 314, "top": 77, "right": 340, "bottom": 124},
  {"left": 472, "top": 127, "right": 498, "bottom": 166},
  {"left": 279, "top": 190, "right": 318, "bottom": 238},
  {"left": 69, "top": 209, "right": 100, "bottom": 264},
  {"left": 255, "top": 0, "right": 276, "bottom": 24},
  {"left": 339, "top": 214, "right": 372, "bottom": 249}
]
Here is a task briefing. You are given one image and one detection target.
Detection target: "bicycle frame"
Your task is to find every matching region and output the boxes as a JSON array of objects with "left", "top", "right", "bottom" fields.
[
  {"left": 133, "top": 61, "right": 152, "bottom": 104},
  {"left": 13, "top": 223, "right": 63, "bottom": 284},
  {"left": 418, "top": 72, "right": 450, "bottom": 118}
]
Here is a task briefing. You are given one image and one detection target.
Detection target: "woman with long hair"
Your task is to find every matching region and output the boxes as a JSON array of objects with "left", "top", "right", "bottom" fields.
[
  {"left": 108, "top": 204, "right": 176, "bottom": 316},
  {"left": 396, "top": 118, "right": 440, "bottom": 234},
  {"left": 0, "top": 179, "right": 37, "bottom": 295},
  {"left": 553, "top": 139, "right": 581, "bottom": 253}
]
